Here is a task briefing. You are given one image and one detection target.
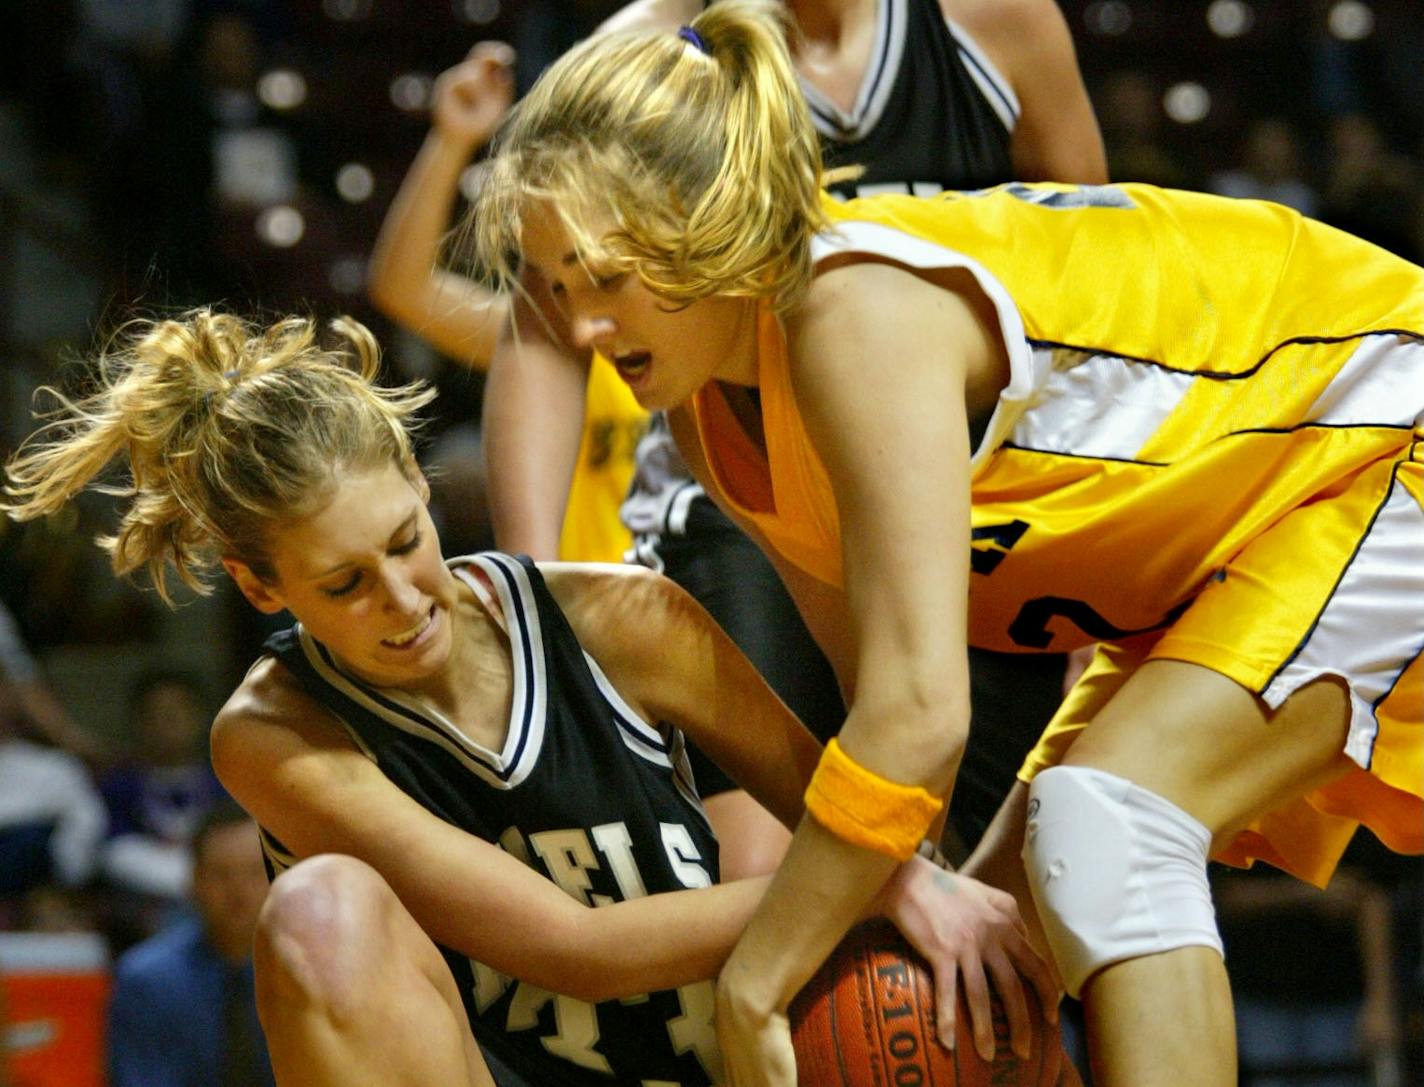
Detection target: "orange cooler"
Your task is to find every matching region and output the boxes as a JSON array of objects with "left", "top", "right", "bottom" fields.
[{"left": 1, "top": 932, "right": 110, "bottom": 1087}]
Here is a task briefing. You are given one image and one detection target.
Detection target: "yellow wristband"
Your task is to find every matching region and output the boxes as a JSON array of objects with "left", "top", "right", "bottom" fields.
[{"left": 803, "top": 738, "right": 944, "bottom": 861}]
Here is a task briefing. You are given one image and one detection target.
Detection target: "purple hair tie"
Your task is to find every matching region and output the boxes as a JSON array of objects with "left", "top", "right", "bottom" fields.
[{"left": 678, "top": 26, "right": 710, "bottom": 54}]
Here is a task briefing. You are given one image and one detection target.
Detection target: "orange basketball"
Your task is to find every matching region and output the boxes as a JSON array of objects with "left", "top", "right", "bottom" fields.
[{"left": 789, "top": 920, "right": 1080, "bottom": 1087}]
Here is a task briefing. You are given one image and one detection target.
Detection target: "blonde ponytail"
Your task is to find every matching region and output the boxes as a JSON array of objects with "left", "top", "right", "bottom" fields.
[
  {"left": 469, "top": 0, "right": 827, "bottom": 312},
  {"left": 3, "top": 310, "right": 434, "bottom": 602}
]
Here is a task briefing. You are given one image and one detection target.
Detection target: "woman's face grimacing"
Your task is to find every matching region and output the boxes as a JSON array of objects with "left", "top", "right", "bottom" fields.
[
  {"left": 519, "top": 200, "right": 759, "bottom": 411},
  {"left": 225, "top": 460, "right": 461, "bottom": 690}
]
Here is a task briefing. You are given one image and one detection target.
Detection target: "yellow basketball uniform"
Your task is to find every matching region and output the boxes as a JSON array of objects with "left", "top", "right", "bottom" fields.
[
  {"left": 689, "top": 183, "right": 1423, "bottom": 885},
  {"left": 559, "top": 354, "right": 647, "bottom": 563}
]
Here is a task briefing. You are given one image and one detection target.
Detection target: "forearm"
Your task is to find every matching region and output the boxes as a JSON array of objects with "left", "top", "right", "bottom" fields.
[
  {"left": 409, "top": 865, "right": 771, "bottom": 1002},
  {"left": 369, "top": 130, "right": 469, "bottom": 314},
  {"left": 368, "top": 131, "right": 504, "bottom": 364},
  {"left": 721, "top": 817, "right": 898, "bottom": 1014},
  {"left": 483, "top": 311, "right": 589, "bottom": 559}
]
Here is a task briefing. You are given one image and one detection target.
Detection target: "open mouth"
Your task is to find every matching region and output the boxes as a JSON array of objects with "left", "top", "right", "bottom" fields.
[
  {"left": 382, "top": 604, "right": 436, "bottom": 649},
  {"left": 613, "top": 351, "right": 652, "bottom": 383}
]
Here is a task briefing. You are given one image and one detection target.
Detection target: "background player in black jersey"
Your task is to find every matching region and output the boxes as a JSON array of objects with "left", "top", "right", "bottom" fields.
[
  {"left": 1, "top": 310, "right": 1054, "bottom": 1086},
  {"left": 375, "top": 0, "right": 1107, "bottom": 882}
]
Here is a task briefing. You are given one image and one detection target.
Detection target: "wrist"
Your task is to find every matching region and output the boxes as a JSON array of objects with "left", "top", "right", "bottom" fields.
[
  {"left": 426, "top": 126, "right": 481, "bottom": 162},
  {"left": 803, "top": 738, "right": 943, "bottom": 861}
]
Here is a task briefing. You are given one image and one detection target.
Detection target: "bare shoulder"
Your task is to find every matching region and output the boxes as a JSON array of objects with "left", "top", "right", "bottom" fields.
[
  {"left": 939, "top": 0, "right": 1072, "bottom": 77},
  {"left": 596, "top": 0, "right": 703, "bottom": 35},
  {"left": 941, "top": 0, "right": 1063, "bottom": 42},
  {"left": 210, "top": 655, "right": 359, "bottom": 787},
  {"left": 791, "top": 259, "right": 958, "bottom": 347},
  {"left": 540, "top": 562, "right": 702, "bottom": 650}
]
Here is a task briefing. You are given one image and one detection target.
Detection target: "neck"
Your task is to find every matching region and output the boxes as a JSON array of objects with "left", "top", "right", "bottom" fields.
[
  {"left": 712, "top": 298, "right": 764, "bottom": 389},
  {"left": 788, "top": 0, "right": 876, "bottom": 47}
]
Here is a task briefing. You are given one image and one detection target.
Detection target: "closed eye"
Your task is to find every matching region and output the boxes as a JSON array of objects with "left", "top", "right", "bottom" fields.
[
  {"left": 390, "top": 531, "right": 421, "bottom": 557},
  {"left": 322, "top": 573, "right": 361, "bottom": 598}
]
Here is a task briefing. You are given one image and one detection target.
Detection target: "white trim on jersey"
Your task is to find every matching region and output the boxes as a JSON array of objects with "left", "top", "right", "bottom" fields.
[
  {"left": 294, "top": 626, "right": 535, "bottom": 790},
  {"left": 1262, "top": 465, "right": 1424, "bottom": 771},
  {"left": 1306, "top": 333, "right": 1424, "bottom": 428},
  {"left": 583, "top": 657, "right": 672, "bottom": 768},
  {"left": 665, "top": 478, "right": 704, "bottom": 536},
  {"left": 809, "top": 218, "right": 1043, "bottom": 467},
  {"left": 800, "top": 0, "right": 906, "bottom": 140},
  {"left": 1009, "top": 348, "right": 1195, "bottom": 463},
  {"left": 259, "top": 827, "right": 298, "bottom": 876},
  {"left": 580, "top": 622, "right": 713, "bottom": 832},
  {"left": 286, "top": 553, "right": 550, "bottom": 790},
  {"left": 625, "top": 533, "right": 666, "bottom": 573},
  {"left": 945, "top": 16, "right": 1020, "bottom": 133},
  {"left": 460, "top": 553, "right": 552, "bottom": 787}
]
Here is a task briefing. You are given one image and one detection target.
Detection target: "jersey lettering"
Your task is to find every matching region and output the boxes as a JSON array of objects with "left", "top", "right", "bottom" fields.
[
  {"left": 665, "top": 981, "right": 722, "bottom": 1083},
  {"left": 530, "top": 828, "right": 610, "bottom": 906},
  {"left": 970, "top": 519, "right": 1030, "bottom": 574},
  {"left": 470, "top": 959, "right": 511, "bottom": 1014},
  {"left": 498, "top": 824, "right": 532, "bottom": 866},
  {"left": 976, "top": 182, "right": 1137, "bottom": 210},
  {"left": 592, "top": 822, "right": 650, "bottom": 900},
  {"left": 1008, "top": 595, "right": 1193, "bottom": 649},
  {"left": 507, "top": 984, "right": 614, "bottom": 1074},
  {"left": 660, "top": 823, "right": 712, "bottom": 888}
]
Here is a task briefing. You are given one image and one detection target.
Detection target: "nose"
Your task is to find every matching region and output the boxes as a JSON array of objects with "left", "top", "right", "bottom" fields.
[
  {"left": 380, "top": 565, "right": 422, "bottom": 616},
  {"left": 570, "top": 313, "right": 616, "bottom": 351}
]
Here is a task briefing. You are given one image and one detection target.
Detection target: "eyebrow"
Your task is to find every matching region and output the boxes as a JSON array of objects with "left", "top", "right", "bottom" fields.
[
  {"left": 308, "top": 512, "right": 420, "bottom": 579},
  {"left": 521, "top": 249, "right": 579, "bottom": 285}
]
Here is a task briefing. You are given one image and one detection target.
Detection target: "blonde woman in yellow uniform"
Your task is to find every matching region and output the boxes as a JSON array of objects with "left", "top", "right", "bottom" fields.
[
  {"left": 368, "top": 42, "right": 644, "bottom": 563},
  {"left": 466, "top": 2, "right": 1424, "bottom": 1084}
]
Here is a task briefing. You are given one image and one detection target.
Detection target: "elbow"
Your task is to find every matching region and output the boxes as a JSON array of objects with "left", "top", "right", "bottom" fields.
[
  {"left": 909, "top": 684, "right": 971, "bottom": 782},
  {"left": 858, "top": 671, "right": 971, "bottom": 786}
]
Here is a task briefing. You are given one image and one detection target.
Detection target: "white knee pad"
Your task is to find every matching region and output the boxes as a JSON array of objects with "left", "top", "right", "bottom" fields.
[{"left": 1022, "top": 766, "right": 1223, "bottom": 999}]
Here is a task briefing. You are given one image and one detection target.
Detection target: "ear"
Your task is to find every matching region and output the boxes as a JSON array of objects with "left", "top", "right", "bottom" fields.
[{"left": 222, "top": 557, "right": 288, "bottom": 615}]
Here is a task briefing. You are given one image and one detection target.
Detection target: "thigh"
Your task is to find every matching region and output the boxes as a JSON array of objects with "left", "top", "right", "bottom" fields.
[
  {"left": 1061, "top": 454, "right": 1424, "bottom": 883},
  {"left": 1062, "top": 659, "right": 1356, "bottom": 869}
]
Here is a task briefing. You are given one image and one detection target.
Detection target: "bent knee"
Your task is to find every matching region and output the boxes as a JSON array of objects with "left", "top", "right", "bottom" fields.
[
  {"left": 256, "top": 855, "right": 400, "bottom": 1010},
  {"left": 1022, "top": 766, "right": 1221, "bottom": 998}
]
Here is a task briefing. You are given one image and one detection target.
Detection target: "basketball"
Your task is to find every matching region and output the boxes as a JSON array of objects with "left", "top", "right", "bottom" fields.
[{"left": 789, "top": 920, "right": 1079, "bottom": 1087}]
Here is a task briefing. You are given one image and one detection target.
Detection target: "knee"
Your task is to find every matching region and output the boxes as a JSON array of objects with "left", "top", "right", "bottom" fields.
[
  {"left": 255, "top": 854, "right": 397, "bottom": 1017},
  {"left": 1021, "top": 766, "right": 1222, "bottom": 998}
]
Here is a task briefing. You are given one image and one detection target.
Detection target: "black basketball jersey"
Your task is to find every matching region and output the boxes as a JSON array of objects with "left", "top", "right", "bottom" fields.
[
  {"left": 259, "top": 552, "right": 723, "bottom": 1087},
  {"left": 803, "top": 0, "right": 1018, "bottom": 197}
]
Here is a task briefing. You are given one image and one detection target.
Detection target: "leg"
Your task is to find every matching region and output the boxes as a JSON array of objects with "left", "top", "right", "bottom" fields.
[
  {"left": 1045, "top": 661, "right": 1355, "bottom": 1087},
  {"left": 255, "top": 854, "right": 494, "bottom": 1087}
]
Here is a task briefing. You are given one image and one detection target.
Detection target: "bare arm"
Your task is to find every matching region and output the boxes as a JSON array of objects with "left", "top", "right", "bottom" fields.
[
  {"left": 720, "top": 263, "right": 978, "bottom": 977},
  {"left": 210, "top": 661, "right": 766, "bottom": 1003},
  {"left": 543, "top": 563, "right": 823, "bottom": 830},
  {"left": 481, "top": 0, "right": 694, "bottom": 556},
  {"left": 367, "top": 43, "right": 514, "bottom": 368},
  {"left": 714, "top": 265, "right": 1055, "bottom": 1082},
  {"left": 949, "top": 0, "right": 1107, "bottom": 184},
  {"left": 483, "top": 277, "right": 591, "bottom": 559}
]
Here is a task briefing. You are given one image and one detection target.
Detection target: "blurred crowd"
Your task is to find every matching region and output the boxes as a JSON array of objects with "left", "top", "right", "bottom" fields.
[{"left": 0, "top": 2, "right": 1420, "bottom": 1086}]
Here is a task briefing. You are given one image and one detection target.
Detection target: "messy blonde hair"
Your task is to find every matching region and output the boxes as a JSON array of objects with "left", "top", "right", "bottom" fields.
[
  {"left": 469, "top": 0, "right": 828, "bottom": 312},
  {"left": 2, "top": 310, "right": 435, "bottom": 603}
]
